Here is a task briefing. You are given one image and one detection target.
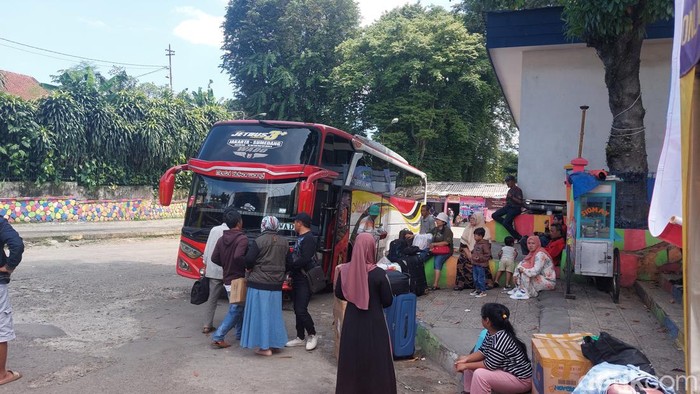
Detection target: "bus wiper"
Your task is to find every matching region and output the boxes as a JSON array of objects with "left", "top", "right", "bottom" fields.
[
  {"left": 183, "top": 228, "right": 207, "bottom": 237},
  {"left": 257, "top": 120, "right": 304, "bottom": 129}
]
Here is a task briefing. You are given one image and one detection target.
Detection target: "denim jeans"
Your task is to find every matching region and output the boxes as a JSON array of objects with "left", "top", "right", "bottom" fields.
[
  {"left": 212, "top": 301, "right": 244, "bottom": 342},
  {"left": 291, "top": 274, "right": 315, "bottom": 339},
  {"left": 473, "top": 265, "right": 487, "bottom": 292},
  {"left": 492, "top": 206, "right": 522, "bottom": 240}
]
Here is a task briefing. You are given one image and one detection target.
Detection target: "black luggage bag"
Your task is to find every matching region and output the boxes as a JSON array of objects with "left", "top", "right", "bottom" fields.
[
  {"left": 386, "top": 270, "right": 411, "bottom": 295},
  {"left": 399, "top": 255, "right": 427, "bottom": 297}
]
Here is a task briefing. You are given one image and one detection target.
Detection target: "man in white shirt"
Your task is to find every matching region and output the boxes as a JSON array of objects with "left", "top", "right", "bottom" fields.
[{"left": 200, "top": 208, "right": 232, "bottom": 334}]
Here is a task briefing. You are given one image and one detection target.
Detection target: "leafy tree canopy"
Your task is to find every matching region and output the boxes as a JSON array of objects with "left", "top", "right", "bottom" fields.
[
  {"left": 0, "top": 64, "right": 233, "bottom": 188},
  {"left": 455, "top": 0, "right": 557, "bottom": 32},
  {"left": 333, "top": 5, "right": 512, "bottom": 182},
  {"left": 221, "top": 0, "right": 360, "bottom": 122}
]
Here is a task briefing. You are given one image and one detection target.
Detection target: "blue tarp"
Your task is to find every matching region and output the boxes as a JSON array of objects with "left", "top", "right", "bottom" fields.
[{"left": 569, "top": 172, "right": 600, "bottom": 199}]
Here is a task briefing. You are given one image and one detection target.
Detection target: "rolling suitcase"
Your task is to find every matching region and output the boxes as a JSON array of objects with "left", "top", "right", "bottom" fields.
[
  {"left": 400, "top": 255, "right": 428, "bottom": 296},
  {"left": 383, "top": 292, "right": 417, "bottom": 359}
]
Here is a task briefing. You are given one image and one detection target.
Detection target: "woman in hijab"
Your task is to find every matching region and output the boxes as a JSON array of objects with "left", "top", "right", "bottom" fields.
[
  {"left": 240, "top": 216, "right": 289, "bottom": 356},
  {"left": 509, "top": 236, "right": 556, "bottom": 300},
  {"left": 455, "top": 212, "right": 493, "bottom": 291},
  {"left": 335, "top": 233, "right": 396, "bottom": 394}
]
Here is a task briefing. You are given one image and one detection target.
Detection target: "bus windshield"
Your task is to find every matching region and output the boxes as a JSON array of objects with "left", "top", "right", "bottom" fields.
[
  {"left": 183, "top": 174, "right": 300, "bottom": 240},
  {"left": 197, "top": 124, "right": 320, "bottom": 165}
]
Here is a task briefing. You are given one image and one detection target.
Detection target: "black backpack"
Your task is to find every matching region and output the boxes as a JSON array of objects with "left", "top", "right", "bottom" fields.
[{"left": 387, "top": 239, "right": 406, "bottom": 262}]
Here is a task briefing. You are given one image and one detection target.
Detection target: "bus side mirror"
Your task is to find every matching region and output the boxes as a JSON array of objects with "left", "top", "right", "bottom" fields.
[
  {"left": 159, "top": 173, "right": 175, "bottom": 206},
  {"left": 159, "top": 164, "right": 189, "bottom": 206}
]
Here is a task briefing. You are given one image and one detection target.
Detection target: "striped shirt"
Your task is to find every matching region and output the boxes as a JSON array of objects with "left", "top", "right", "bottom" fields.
[{"left": 479, "top": 330, "right": 532, "bottom": 379}]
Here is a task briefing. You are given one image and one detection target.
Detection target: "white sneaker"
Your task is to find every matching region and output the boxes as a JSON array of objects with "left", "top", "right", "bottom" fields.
[
  {"left": 286, "top": 337, "right": 305, "bottom": 347},
  {"left": 507, "top": 288, "right": 518, "bottom": 295},
  {"left": 510, "top": 290, "right": 530, "bottom": 300},
  {"left": 469, "top": 290, "right": 479, "bottom": 296},
  {"left": 474, "top": 291, "right": 487, "bottom": 298},
  {"left": 305, "top": 335, "right": 318, "bottom": 351}
]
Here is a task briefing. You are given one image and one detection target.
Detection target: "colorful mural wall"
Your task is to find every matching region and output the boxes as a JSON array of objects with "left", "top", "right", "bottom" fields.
[
  {"left": 0, "top": 197, "right": 186, "bottom": 223},
  {"left": 484, "top": 214, "right": 680, "bottom": 285}
]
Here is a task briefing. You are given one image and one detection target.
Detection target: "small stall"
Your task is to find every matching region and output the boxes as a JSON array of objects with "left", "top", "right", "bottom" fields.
[{"left": 564, "top": 159, "right": 621, "bottom": 303}]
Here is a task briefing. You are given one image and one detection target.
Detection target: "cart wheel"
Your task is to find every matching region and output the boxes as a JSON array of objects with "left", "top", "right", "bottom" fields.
[
  {"left": 564, "top": 245, "right": 575, "bottom": 299},
  {"left": 611, "top": 248, "right": 621, "bottom": 304}
]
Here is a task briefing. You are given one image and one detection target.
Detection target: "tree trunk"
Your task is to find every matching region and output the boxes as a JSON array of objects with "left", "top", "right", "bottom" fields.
[{"left": 594, "top": 29, "right": 650, "bottom": 229}]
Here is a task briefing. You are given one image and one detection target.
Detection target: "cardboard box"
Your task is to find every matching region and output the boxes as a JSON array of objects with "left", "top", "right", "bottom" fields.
[
  {"left": 531, "top": 333, "right": 593, "bottom": 394},
  {"left": 333, "top": 297, "right": 347, "bottom": 360}
]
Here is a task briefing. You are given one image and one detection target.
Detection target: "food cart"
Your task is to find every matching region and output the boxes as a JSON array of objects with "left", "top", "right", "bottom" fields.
[{"left": 564, "top": 173, "right": 621, "bottom": 303}]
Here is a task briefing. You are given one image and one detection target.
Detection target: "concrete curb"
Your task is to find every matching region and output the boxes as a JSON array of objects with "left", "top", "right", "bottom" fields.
[
  {"left": 23, "top": 230, "right": 181, "bottom": 244},
  {"left": 415, "top": 320, "right": 460, "bottom": 379},
  {"left": 634, "top": 281, "right": 684, "bottom": 349}
]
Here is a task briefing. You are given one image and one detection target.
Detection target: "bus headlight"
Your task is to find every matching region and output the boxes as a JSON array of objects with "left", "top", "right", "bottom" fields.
[{"left": 180, "top": 241, "right": 202, "bottom": 259}]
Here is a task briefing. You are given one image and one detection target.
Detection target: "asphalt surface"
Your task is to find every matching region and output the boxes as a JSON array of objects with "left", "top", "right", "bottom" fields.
[
  {"left": 4, "top": 237, "right": 457, "bottom": 394},
  {"left": 6, "top": 219, "right": 687, "bottom": 393}
]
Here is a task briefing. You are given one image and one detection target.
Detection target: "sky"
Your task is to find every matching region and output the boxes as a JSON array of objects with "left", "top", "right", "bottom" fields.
[{"left": 0, "top": 0, "right": 456, "bottom": 99}]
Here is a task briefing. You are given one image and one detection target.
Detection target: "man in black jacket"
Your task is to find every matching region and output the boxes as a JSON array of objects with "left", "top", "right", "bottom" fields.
[
  {"left": 285, "top": 212, "right": 319, "bottom": 351},
  {"left": 0, "top": 218, "right": 24, "bottom": 386}
]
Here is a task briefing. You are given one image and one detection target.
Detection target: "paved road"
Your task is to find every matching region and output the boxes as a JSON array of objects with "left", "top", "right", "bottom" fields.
[{"left": 6, "top": 237, "right": 457, "bottom": 393}]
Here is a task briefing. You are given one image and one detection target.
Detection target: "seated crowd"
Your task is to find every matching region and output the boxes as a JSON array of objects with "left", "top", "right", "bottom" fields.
[{"left": 388, "top": 209, "right": 565, "bottom": 300}]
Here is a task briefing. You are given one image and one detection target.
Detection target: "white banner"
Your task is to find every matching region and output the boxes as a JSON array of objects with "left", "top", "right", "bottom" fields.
[{"left": 648, "top": 0, "right": 683, "bottom": 239}]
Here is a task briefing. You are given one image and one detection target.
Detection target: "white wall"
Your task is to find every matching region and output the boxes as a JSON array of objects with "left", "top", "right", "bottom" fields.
[{"left": 517, "top": 40, "right": 671, "bottom": 201}]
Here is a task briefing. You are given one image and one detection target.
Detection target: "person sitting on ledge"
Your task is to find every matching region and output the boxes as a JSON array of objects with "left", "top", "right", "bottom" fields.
[
  {"left": 492, "top": 175, "right": 523, "bottom": 241},
  {"left": 519, "top": 214, "right": 567, "bottom": 255}
]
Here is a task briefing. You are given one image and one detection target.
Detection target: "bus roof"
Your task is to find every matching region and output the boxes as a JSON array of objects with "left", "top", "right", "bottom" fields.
[{"left": 212, "top": 119, "right": 427, "bottom": 180}]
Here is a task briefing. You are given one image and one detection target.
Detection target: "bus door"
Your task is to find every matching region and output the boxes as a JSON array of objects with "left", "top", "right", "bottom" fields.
[{"left": 311, "top": 181, "right": 341, "bottom": 283}]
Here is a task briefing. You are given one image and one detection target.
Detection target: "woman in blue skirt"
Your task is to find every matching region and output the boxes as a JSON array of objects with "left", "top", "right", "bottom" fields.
[{"left": 241, "top": 216, "right": 289, "bottom": 356}]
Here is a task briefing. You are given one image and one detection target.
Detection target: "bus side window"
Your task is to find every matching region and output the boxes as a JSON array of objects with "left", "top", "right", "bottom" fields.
[{"left": 322, "top": 134, "right": 336, "bottom": 166}]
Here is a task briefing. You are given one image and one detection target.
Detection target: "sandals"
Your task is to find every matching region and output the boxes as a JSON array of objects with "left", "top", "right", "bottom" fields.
[
  {"left": 211, "top": 340, "right": 231, "bottom": 349},
  {"left": 0, "top": 370, "right": 21, "bottom": 386},
  {"left": 453, "top": 286, "right": 464, "bottom": 291},
  {"left": 202, "top": 326, "right": 216, "bottom": 334},
  {"left": 430, "top": 286, "right": 441, "bottom": 291}
]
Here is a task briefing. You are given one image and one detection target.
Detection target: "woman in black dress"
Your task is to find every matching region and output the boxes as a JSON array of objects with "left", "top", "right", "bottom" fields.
[{"left": 335, "top": 233, "right": 396, "bottom": 394}]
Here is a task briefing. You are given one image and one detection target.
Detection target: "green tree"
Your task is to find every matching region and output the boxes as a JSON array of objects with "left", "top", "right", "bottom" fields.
[
  {"left": 333, "top": 5, "right": 509, "bottom": 181},
  {"left": 562, "top": 1, "right": 672, "bottom": 228},
  {"left": 221, "top": 0, "right": 360, "bottom": 122}
]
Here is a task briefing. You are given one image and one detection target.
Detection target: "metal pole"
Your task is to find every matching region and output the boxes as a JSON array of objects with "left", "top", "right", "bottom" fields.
[
  {"left": 578, "top": 105, "right": 589, "bottom": 158},
  {"left": 165, "top": 44, "right": 175, "bottom": 93}
]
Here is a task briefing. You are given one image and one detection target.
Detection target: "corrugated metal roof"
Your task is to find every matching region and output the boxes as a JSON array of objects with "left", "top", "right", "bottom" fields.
[{"left": 396, "top": 182, "right": 508, "bottom": 199}]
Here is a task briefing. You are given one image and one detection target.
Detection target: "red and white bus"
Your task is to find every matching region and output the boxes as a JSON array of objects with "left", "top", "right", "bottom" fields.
[{"left": 159, "top": 120, "right": 427, "bottom": 284}]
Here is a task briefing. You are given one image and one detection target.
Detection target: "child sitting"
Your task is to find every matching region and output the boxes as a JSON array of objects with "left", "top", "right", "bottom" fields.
[{"left": 494, "top": 236, "right": 518, "bottom": 291}]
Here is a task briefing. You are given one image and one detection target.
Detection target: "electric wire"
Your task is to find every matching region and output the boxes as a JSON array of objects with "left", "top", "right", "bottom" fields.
[
  {"left": 134, "top": 67, "right": 169, "bottom": 78},
  {"left": 0, "top": 42, "right": 164, "bottom": 72},
  {"left": 0, "top": 36, "right": 165, "bottom": 69}
]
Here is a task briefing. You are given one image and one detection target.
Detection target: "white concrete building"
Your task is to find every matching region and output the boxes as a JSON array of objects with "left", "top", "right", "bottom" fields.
[{"left": 486, "top": 7, "right": 673, "bottom": 202}]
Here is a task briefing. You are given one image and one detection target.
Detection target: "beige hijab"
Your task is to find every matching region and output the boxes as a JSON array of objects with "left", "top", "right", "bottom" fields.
[{"left": 460, "top": 211, "right": 491, "bottom": 250}]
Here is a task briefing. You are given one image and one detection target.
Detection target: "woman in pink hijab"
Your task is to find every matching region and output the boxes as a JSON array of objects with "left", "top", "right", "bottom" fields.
[
  {"left": 335, "top": 233, "right": 396, "bottom": 394},
  {"left": 509, "top": 236, "right": 556, "bottom": 300}
]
